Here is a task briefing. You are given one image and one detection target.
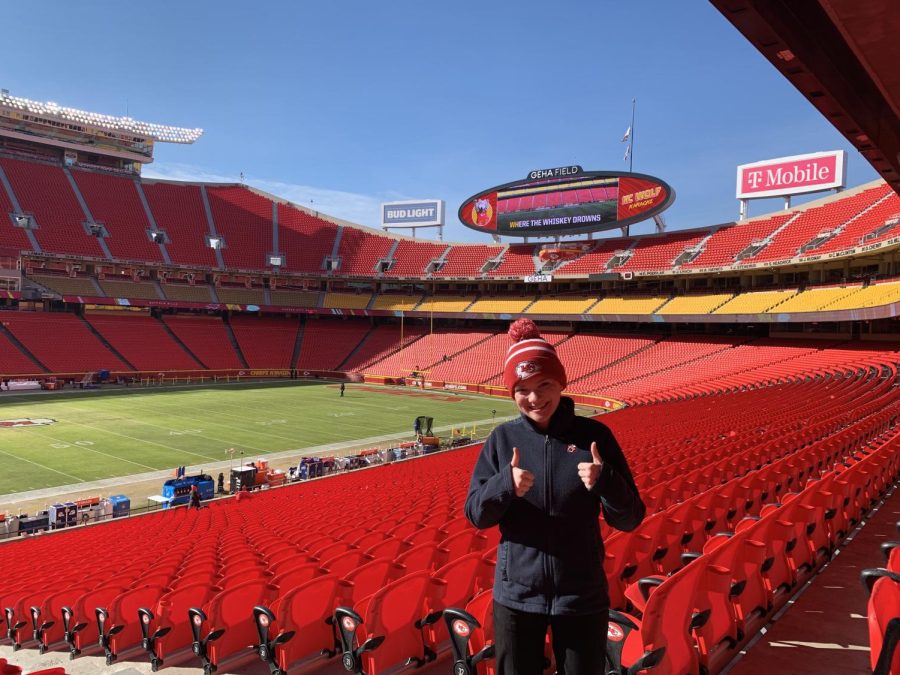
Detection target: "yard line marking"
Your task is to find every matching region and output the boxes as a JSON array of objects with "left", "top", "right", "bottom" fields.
[
  {"left": 0, "top": 447, "right": 86, "bottom": 483},
  {"left": 50, "top": 417, "right": 219, "bottom": 461},
  {"left": 163, "top": 404, "right": 378, "bottom": 437},
  {"left": 0, "top": 414, "right": 516, "bottom": 505},
  {"left": 48, "top": 397, "right": 411, "bottom": 453},
  {"left": 60, "top": 399, "right": 304, "bottom": 445},
  {"left": 36, "top": 431, "right": 159, "bottom": 472},
  {"left": 125, "top": 397, "right": 397, "bottom": 440}
]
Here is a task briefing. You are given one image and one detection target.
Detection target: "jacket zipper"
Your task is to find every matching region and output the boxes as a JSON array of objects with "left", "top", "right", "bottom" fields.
[{"left": 544, "top": 434, "right": 553, "bottom": 612}]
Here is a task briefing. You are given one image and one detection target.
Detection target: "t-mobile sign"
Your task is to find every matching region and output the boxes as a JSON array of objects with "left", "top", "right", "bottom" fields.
[{"left": 736, "top": 150, "right": 846, "bottom": 199}]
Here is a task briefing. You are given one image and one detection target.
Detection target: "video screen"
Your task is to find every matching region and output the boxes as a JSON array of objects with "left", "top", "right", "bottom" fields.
[{"left": 459, "top": 170, "right": 673, "bottom": 236}]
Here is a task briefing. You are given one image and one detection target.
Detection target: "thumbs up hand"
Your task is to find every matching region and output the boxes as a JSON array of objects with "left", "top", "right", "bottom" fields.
[
  {"left": 510, "top": 447, "right": 534, "bottom": 498},
  {"left": 577, "top": 442, "right": 604, "bottom": 490}
]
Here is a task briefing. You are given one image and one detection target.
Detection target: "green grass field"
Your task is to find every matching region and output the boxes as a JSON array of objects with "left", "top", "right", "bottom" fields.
[{"left": 0, "top": 381, "right": 517, "bottom": 497}]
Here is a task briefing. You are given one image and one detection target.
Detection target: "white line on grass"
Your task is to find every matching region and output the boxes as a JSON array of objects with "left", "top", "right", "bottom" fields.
[
  {"left": 134, "top": 394, "right": 417, "bottom": 441},
  {"left": 35, "top": 431, "right": 159, "bottom": 472},
  {"left": 0, "top": 447, "right": 86, "bottom": 483},
  {"left": 0, "top": 414, "right": 517, "bottom": 504},
  {"left": 49, "top": 417, "right": 220, "bottom": 462},
  {"left": 66, "top": 410, "right": 275, "bottom": 454},
  {"left": 105, "top": 400, "right": 305, "bottom": 444},
  {"left": 59, "top": 397, "right": 305, "bottom": 445}
]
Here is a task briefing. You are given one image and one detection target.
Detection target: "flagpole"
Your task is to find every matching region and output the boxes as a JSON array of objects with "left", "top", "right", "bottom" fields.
[{"left": 628, "top": 98, "right": 635, "bottom": 173}]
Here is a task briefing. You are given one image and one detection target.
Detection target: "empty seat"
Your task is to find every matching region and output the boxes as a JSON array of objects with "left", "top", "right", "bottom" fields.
[
  {"left": 188, "top": 578, "right": 278, "bottom": 673},
  {"left": 861, "top": 569, "right": 900, "bottom": 675}
]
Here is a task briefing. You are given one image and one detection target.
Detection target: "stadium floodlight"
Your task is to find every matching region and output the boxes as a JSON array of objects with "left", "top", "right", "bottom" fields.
[{"left": 0, "top": 90, "right": 204, "bottom": 144}]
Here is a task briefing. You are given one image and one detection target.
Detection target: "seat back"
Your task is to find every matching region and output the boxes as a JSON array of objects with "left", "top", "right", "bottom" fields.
[
  {"left": 150, "top": 580, "right": 220, "bottom": 661},
  {"left": 868, "top": 575, "right": 900, "bottom": 675},
  {"left": 204, "top": 578, "right": 275, "bottom": 668},
  {"left": 360, "top": 571, "right": 433, "bottom": 673},
  {"left": 270, "top": 574, "right": 342, "bottom": 671}
]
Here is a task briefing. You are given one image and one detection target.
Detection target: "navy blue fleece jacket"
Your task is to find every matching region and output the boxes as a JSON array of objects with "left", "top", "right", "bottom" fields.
[{"left": 464, "top": 397, "right": 645, "bottom": 615}]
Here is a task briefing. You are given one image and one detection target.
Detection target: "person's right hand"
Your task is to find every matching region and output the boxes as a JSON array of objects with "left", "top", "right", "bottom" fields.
[{"left": 510, "top": 447, "right": 534, "bottom": 498}]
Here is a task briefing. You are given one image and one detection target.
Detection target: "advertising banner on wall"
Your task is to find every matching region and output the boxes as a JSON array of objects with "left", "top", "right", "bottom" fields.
[
  {"left": 381, "top": 200, "right": 445, "bottom": 227},
  {"left": 736, "top": 150, "right": 846, "bottom": 199}
]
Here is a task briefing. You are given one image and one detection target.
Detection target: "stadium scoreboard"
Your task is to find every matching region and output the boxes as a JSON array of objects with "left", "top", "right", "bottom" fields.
[{"left": 459, "top": 165, "right": 674, "bottom": 237}]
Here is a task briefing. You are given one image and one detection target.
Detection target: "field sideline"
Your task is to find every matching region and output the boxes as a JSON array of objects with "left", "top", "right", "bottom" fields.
[{"left": 0, "top": 380, "right": 520, "bottom": 499}]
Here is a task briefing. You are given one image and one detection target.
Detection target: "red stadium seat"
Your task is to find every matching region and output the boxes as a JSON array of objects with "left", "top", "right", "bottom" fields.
[
  {"left": 138, "top": 580, "right": 221, "bottom": 671},
  {"left": 253, "top": 574, "right": 343, "bottom": 674},
  {"left": 188, "top": 578, "right": 278, "bottom": 673},
  {"left": 861, "top": 569, "right": 900, "bottom": 675}
]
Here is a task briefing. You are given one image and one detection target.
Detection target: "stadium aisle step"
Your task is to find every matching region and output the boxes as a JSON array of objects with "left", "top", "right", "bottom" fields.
[
  {"left": 155, "top": 314, "right": 207, "bottom": 368},
  {"left": 76, "top": 314, "right": 138, "bottom": 370},
  {"left": 724, "top": 483, "right": 900, "bottom": 675},
  {"left": 0, "top": 322, "right": 47, "bottom": 372},
  {"left": 290, "top": 318, "right": 306, "bottom": 369},
  {"left": 222, "top": 314, "right": 250, "bottom": 368}
]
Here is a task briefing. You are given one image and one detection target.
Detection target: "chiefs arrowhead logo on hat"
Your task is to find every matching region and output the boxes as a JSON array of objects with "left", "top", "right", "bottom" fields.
[{"left": 515, "top": 361, "right": 539, "bottom": 380}]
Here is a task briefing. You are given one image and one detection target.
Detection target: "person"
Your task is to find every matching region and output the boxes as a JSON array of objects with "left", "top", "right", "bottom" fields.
[
  {"left": 413, "top": 417, "right": 422, "bottom": 438},
  {"left": 340, "top": 382, "right": 345, "bottom": 397},
  {"left": 465, "top": 319, "right": 645, "bottom": 675},
  {"left": 189, "top": 484, "right": 202, "bottom": 509}
]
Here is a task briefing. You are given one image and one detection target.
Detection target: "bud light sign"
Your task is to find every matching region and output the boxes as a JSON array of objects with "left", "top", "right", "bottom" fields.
[
  {"left": 736, "top": 150, "right": 846, "bottom": 199},
  {"left": 381, "top": 200, "right": 445, "bottom": 227}
]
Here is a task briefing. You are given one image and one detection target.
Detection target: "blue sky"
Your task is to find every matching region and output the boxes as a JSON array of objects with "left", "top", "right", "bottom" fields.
[{"left": 2, "top": 1, "right": 878, "bottom": 242}]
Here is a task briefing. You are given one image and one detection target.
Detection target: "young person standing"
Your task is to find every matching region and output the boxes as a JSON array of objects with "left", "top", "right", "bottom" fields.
[{"left": 465, "top": 319, "right": 645, "bottom": 674}]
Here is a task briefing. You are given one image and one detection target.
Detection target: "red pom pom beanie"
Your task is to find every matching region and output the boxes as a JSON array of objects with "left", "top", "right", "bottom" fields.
[{"left": 503, "top": 318, "right": 567, "bottom": 397}]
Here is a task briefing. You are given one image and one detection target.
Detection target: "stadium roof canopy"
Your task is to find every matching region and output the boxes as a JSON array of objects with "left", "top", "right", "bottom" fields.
[{"left": 711, "top": 0, "right": 900, "bottom": 195}]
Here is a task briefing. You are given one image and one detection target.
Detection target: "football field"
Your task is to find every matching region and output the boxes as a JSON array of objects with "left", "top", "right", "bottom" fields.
[{"left": 0, "top": 380, "right": 516, "bottom": 497}]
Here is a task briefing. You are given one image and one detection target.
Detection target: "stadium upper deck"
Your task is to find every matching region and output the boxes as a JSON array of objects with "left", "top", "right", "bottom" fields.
[{"left": 0, "top": 156, "right": 897, "bottom": 285}]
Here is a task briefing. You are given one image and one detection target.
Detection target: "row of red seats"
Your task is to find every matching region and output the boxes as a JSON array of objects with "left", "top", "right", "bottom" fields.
[
  {"left": 448, "top": 421, "right": 899, "bottom": 674},
  {"left": 607, "top": 433, "right": 900, "bottom": 675},
  {"left": 194, "top": 369, "right": 896, "bottom": 673},
  {"left": 2, "top": 157, "right": 896, "bottom": 276},
  {"left": 0, "top": 361, "right": 896, "bottom": 673},
  {"left": 861, "top": 516, "right": 900, "bottom": 674}
]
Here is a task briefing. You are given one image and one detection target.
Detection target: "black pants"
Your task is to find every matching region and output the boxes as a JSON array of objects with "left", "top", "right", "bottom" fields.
[{"left": 493, "top": 602, "right": 608, "bottom": 675}]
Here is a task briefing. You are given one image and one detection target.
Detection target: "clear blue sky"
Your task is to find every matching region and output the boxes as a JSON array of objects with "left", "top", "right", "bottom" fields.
[{"left": 2, "top": 1, "right": 878, "bottom": 242}]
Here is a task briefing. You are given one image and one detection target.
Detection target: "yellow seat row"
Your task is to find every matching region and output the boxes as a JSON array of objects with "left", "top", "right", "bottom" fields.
[
  {"left": 657, "top": 294, "right": 734, "bottom": 315},
  {"left": 215, "top": 287, "right": 266, "bottom": 305},
  {"left": 713, "top": 290, "right": 797, "bottom": 314},
  {"left": 99, "top": 279, "right": 161, "bottom": 300},
  {"left": 526, "top": 297, "right": 597, "bottom": 315},
  {"left": 589, "top": 296, "right": 669, "bottom": 314},
  {"left": 269, "top": 290, "right": 321, "bottom": 307},
  {"left": 371, "top": 294, "right": 424, "bottom": 311},
  {"left": 31, "top": 274, "right": 99, "bottom": 297},
  {"left": 467, "top": 297, "right": 534, "bottom": 314},
  {"left": 162, "top": 284, "right": 215, "bottom": 303},
  {"left": 769, "top": 287, "right": 860, "bottom": 313},
  {"left": 419, "top": 296, "right": 475, "bottom": 312},
  {"left": 323, "top": 292, "right": 372, "bottom": 309},
  {"left": 819, "top": 282, "right": 900, "bottom": 310}
]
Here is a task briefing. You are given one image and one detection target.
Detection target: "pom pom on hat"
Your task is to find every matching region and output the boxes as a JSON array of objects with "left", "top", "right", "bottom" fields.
[
  {"left": 508, "top": 318, "right": 542, "bottom": 343},
  {"left": 503, "top": 319, "right": 567, "bottom": 396}
]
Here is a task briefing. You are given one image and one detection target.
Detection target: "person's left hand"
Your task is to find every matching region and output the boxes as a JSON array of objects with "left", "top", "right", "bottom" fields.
[{"left": 577, "top": 442, "right": 603, "bottom": 490}]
